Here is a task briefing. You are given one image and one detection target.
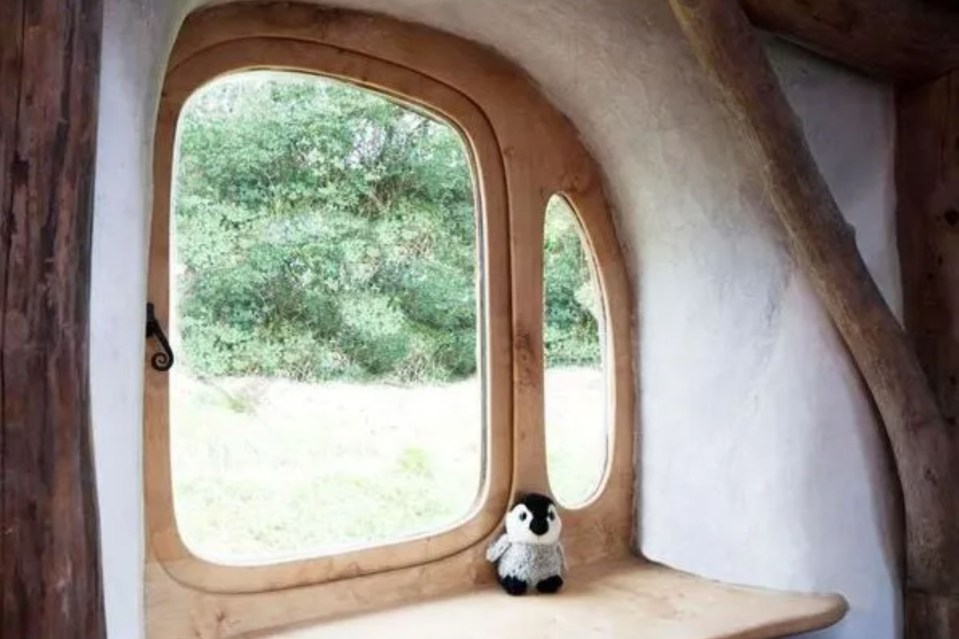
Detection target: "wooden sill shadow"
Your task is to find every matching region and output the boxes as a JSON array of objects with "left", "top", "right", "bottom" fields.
[{"left": 258, "top": 556, "right": 847, "bottom": 639}]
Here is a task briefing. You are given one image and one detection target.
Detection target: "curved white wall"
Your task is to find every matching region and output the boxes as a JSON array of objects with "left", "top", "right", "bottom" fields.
[
  {"left": 92, "top": 1, "right": 902, "bottom": 637},
  {"left": 92, "top": 1, "right": 180, "bottom": 637}
]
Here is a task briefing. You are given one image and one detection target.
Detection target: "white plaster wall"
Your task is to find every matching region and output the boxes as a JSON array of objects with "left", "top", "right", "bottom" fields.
[
  {"left": 91, "top": 1, "right": 901, "bottom": 637},
  {"left": 91, "top": 1, "right": 180, "bottom": 637},
  {"left": 636, "top": 37, "right": 901, "bottom": 639},
  {"left": 768, "top": 38, "right": 902, "bottom": 317}
]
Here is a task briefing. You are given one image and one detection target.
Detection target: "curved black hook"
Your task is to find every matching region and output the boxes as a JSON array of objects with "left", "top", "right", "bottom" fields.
[{"left": 145, "top": 303, "right": 175, "bottom": 372}]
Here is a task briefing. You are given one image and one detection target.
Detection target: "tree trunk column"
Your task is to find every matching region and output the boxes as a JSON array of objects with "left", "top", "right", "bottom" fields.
[
  {"left": 898, "top": 72, "right": 959, "bottom": 437},
  {"left": 1, "top": 0, "right": 106, "bottom": 638},
  {"left": 898, "top": 69, "right": 959, "bottom": 639}
]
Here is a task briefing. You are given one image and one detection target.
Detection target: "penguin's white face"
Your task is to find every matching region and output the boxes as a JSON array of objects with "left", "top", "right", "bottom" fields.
[{"left": 505, "top": 497, "right": 562, "bottom": 545}]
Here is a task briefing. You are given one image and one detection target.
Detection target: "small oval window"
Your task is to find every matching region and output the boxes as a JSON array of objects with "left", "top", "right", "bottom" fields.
[{"left": 543, "top": 195, "right": 608, "bottom": 507}]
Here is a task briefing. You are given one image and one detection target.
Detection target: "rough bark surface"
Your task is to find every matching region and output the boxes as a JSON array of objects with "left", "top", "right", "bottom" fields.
[
  {"left": 898, "top": 72, "right": 959, "bottom": 438},
  {"left": 666, "top": 0, "right": 959, "bottom": 634},
  {"left": 906, "top": 591, "right": 959, "bottom": 638},
  {"left": 0, "top": 0, "right": 106, "bottom": 637},
  {"left": 897, "top": 70, "right": 959, "bottom": 637},
  {"left": 742, "top": 0, "right": 959, "bottom": 82}
]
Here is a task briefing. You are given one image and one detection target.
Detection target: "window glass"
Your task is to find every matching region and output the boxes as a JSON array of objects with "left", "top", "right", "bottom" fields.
[
  {"left": 169, "top": 71, "right": 482, "bottom": 564},
  {"left": 543, "top": 195, "right": 608, "bottom": 507}
]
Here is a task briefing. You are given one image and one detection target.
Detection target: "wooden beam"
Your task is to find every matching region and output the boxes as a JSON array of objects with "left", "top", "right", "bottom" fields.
[
  {"left": 1, "top": 0, "right": 106, "bottom": 637},
  {"left": 742, "top": 0, "right": 959, "bottom": 82},
  {"left": 897, "top": 70, "right": 959, "bottom": 637},
  {"left": 666, "top": 0, "right": 959, "bottom": 635}
]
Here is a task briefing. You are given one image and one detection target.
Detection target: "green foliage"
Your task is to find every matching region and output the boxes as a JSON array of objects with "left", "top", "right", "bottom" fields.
[
  {"left": 544, "top": 196, "right": 603, "bottom": 367},
  {"left": 174, "top": 71, "right": 599, "bottom": 383}
]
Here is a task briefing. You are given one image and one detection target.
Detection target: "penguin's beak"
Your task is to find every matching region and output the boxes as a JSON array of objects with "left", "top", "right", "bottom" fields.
[{"left": 530, "top": 517, "right": 549, "bottom": 536}]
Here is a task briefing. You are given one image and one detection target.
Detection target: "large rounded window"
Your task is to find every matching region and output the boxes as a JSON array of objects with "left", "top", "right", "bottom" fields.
[{"left": 168, "top": 71, "right": 484, "bottom": 564}]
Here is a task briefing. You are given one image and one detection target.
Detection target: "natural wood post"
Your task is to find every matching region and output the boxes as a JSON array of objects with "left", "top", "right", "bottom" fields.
[
  {"left": 897, "top": 70, "right": 959, "bottom": 636},
  {"left": 897, "top": 71, "right": 959, "bottom": 443},
  {"left": 1, "top": 0, "right": 106, "bottom": 637},
  {"left": 666, "top": 0, "right": 959, "bottom": 634}
]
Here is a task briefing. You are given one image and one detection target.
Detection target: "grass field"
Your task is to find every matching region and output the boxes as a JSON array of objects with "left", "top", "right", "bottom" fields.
[{"left": 170, "top": 367, "right": 606, "bottom": 565}]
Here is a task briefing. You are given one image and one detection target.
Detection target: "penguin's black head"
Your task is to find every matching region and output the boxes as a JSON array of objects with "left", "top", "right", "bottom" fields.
[{"left": 505, "top": 493, "right": 562, "bottom": 545}]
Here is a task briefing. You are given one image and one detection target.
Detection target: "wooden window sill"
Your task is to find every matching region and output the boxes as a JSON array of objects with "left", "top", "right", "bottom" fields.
[{"left": 260, "top": 557, "right": 847, "bottom": 639}]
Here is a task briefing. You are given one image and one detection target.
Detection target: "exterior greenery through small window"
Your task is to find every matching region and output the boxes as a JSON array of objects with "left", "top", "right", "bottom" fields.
[{"left": 544, "top": 195, "right": 608, "bottom": 506}]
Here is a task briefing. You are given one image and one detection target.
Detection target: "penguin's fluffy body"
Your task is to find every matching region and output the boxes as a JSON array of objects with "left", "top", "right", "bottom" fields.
[{"left": 486, "top": 493, "right": 566, "bottom": 596}]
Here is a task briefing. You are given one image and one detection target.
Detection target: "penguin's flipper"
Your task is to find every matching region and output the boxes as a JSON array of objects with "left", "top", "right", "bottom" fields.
[{"left": 485, "top": 533, "right": 510, "bottom": 563}]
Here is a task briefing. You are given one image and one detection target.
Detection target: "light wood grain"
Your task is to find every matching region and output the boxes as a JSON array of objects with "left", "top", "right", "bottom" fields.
[
  {"left": 146, "top": 4, "right": 635, "bottom": 637},
  {"left": 256, "top": 558, "right": 847, "bottom": 639},
  {"left": 149, "top": 37, "right": 514, "bottom": 595}
]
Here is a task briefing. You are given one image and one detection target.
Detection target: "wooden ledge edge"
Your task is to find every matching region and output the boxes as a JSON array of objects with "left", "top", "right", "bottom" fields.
[
  {"left": 257, "top": 556, "right": 849, "bottom": 639},
  {"left": 637, "top": 559, "right": 849, "bottom": 637}
]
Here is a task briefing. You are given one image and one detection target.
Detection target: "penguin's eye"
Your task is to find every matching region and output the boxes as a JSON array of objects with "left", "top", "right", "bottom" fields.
[
  {"left": 518, "top": 512, "right": 527, "bottom": 522},
  {"left": 548, "top": 511, "right": 556, "bottom": 521}
]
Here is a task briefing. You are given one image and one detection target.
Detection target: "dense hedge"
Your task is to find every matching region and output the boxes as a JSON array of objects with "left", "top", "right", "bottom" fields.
[{"left": 174, "top": 72, "right": 600, "bottom": 383}]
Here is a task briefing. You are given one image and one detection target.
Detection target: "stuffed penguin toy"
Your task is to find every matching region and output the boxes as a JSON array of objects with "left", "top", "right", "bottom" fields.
[{"left": 486, "top": 493, "right": 566, "bottom": 596}]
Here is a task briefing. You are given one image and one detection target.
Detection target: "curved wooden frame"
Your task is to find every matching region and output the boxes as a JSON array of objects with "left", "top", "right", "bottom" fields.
[
  {"left": 148, "top": 38, "right": 514, "bottom": 596},
  {"left": 146, "top": 4, "right": 634, "bottom": 636},
  {"left": 543, "top": 193, "right": 615, "bottom": 509}
]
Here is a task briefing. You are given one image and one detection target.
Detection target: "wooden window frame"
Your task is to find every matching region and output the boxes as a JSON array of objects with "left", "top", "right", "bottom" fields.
[
  {"left": 148, "top": 33, "right": 513, "bottom": 597},
  {"left": 145, "top": 5, "right": 634, "bottom": 637}
]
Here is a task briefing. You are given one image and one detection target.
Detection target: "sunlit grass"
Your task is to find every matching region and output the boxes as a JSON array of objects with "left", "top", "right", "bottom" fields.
[{"left": 170, "top": 366, "right": 605, "bottom": 564}]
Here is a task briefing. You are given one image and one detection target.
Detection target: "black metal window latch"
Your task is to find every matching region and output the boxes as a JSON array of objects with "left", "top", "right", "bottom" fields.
[{"left": 146, "top": 303, "right": 175, "bottom": 372}]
